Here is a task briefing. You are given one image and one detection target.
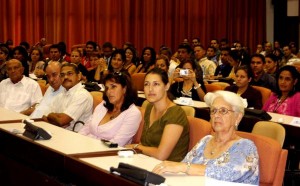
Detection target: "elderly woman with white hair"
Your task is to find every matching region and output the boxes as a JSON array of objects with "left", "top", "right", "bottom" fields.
[{"left": 153, "top": 90, "right": 259, "bottom": 185}]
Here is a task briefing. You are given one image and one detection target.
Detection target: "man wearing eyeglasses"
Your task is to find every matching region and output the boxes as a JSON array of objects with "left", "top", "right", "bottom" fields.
[
  {"left": 0, "top": 59, "right": 43, "bottom": 113},
  {"left": 27, "top": 61, "right": 65, "bottom": 118},
  {"left": 44, "top": 63, "right": 93, "bottom": 132}
]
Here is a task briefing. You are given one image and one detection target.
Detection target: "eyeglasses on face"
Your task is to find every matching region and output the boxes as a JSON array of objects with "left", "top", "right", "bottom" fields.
[{"left": 210, "top": 107, "right": 235, "bottom": 115}]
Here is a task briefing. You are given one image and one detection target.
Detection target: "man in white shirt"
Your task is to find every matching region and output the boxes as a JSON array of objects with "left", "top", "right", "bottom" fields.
[
  {"left": 30, "top": 61, "right": 65, "bottom": 118},
  {"left": 44, "top": 63, "right": 93, "bottom": 132},
  {"left": 194, "top": 45, "right": 216, "bottom": 78},
  {"left": 0, "top": 59, "right": 43, "bottom": 113}
]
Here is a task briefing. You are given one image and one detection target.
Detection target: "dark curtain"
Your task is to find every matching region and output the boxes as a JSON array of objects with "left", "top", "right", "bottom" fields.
[{"left": 0, "top": 0, "right": 266, "bottom": 54}]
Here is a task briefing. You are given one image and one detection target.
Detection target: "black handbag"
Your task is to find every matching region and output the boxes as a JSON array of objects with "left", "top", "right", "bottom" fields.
[
  {"left": 84, "top": 82, "right": 100, "bottom": 92},
  {"left": 244, "top": 108, "right": 272, "bottom": 120}
]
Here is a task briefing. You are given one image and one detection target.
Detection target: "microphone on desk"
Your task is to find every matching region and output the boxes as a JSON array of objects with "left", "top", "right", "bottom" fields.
[
  {"left": 110, "top": 163, "right": 165, "bottom": 185},
  {"left": 22, "top": 119, "right": 52, "bottom": 140}
]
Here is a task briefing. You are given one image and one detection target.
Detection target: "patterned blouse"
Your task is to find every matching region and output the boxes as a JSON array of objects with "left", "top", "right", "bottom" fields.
[{"left": 182, "top": 135, "right": 259, "bottom": 185}]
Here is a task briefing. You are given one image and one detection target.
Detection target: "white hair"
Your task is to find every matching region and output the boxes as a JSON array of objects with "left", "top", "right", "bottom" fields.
[{"left": 204, "top": 90, "right": 247, "bottom": 114}]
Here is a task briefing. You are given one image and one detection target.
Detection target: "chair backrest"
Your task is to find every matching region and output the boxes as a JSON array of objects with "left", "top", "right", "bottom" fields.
[
  {"left": 181, "top": 106, "right": 195, "bottom": 117},
  {"left": 252, "top": 85, "right": 272, "bottom": 105},
  {"left": 37, "top": 80, "right": 48, "bottom": 95},
  {"left": 131, "top": 107, "right": 145, "bottom": 144},
  {"left": 89, "top": 91, "right": 103, "bottom": 111},
  {"left": 131, "top": 73, "right": 146, "bottom": 91},
  {"left": 211, "top": 82, "right": 230, "bottom": 89},
  {"left": 236, "top": 131, "right": 288, "bottom": 186},
  {"left": 187, "top": 116, "right": 212, "bottom": 151},
  {"left": 204, "top": 84, "right": 224, "bottom": 92},
  {"left": 252, "top": 121, "right": 286, "bottom": 147}
]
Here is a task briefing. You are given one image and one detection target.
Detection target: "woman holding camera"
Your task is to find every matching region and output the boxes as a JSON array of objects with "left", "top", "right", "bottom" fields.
[{"left": 169, "top": 60, "right": 206, "bottom": 101}]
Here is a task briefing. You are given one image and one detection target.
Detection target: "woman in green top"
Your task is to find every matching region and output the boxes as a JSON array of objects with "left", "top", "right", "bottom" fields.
[{"left": 127, "top": 68, "right": 189, "bottom": 162}]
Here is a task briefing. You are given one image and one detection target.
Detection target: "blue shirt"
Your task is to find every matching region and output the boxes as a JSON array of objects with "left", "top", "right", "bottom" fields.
[
  {"left": 182, "top": 135, "right": 259, "bottom": 185},
  {"left": 30, "top": 85, "right": 65, "bottom": 118}
]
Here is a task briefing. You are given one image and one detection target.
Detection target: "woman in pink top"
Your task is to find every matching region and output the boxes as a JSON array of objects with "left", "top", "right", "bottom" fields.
[
  {"left": 79, "top": 72, "right": 142, "bottom": 146},
  {"left": 263, "top": 65, "right": 300, "bottom": 117}
]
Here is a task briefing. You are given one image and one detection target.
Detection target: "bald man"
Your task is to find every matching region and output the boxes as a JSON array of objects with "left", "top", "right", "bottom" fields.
[
  {"left": 0, "top": 59, "right": 43, "bottom": 113},
  {"left": 29, "top": 61, "right": 65, "bottom": 118}
]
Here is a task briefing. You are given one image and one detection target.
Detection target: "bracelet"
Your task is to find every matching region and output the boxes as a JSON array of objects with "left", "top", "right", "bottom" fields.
[
  {"left": 185, "top": 162, "right": 191, "bottom": 174},
  {"left": 193, "top": 83, "right": 201, "bottom": 89},
  {"left": 133, "top": 144, "right": 140, "bottom": 149}
]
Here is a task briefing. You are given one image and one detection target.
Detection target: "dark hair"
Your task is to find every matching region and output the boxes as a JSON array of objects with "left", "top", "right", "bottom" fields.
[
  {"left": 49, "top": 44, "right": 61, "bottom": 53},
  {"left": 103, "top": 71, "right": 137, "bottom": 112},
  {"left": 146, "top": 67, "right": 169, "bottom": 85},
  {"left": 61, "top": 62, "right": 80, "bottom": 74},
  {"left": 220, "top": 47, "right": 231, "bottom": 53},
  {"left": 19, "top": 41, "right": 30, "bottom": 50},
  {"left": 86, "top": 41, "right": 97, "bottom": 50},
  {"left": 29, "top": 47, "right": 44, "bottom": 62},
  {"left": 159, "top": 46, "right": 172, "bottom": 57},
  {"left": 178, "top": 60, "right": 196, "bottom": 71},
  {"left": 178, "top": 44, "right": 192, "bottom": 54},
  {"left": 102, "top": 42, "right": 113, "bottom": 49},
  {"left": 125, "top": 46, "right": 137, "bottom": 64},
  {"left": 275, "top": 65, "right": 300, "bottom": 98},
  {"left": 107, "top": 49, "right": 126, "bottom": 72},
  {"left": 0, "top": 45, "right": 9, "bottom": 60},
  {"left": 58, "top": 41, "right": 68, "bottom": 56},
  {"left": 251, "top": 53, "right": 265, "bottom": 64},
  {"left": 235, "top": 65, "right": 253, "bottom": 79},
  {"left": 229, "top": 50, "right": 241, "bottom": 62},
  {"left": 207, "top": 46, "right": 216, "bottom": 52},
  {"left": 140, "top": 47, "right": 156, "bottom": 72},
  {"left": 11, "top": 46, "right": 29, "bottom": 76},
  {"left": 155, "top": 54, "right": 170, "bottom": 70}
]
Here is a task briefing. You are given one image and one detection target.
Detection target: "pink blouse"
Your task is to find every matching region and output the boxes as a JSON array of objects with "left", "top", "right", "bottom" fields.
[
  {"left": 263, "top": 92, "right": 300, "bottom": 117},
  {"left": 79, "top": 101, "right": 142, "bottom": 146}
]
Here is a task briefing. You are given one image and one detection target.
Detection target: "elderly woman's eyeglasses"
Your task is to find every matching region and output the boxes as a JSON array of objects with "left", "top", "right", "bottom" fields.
[{"left": 210, "top": 107, "right": 235, "bottom": 115}]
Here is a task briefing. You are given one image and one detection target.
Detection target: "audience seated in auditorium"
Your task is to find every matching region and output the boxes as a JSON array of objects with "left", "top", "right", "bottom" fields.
[
  {"left": 153, "top": 91, "right": 259, "bottom": 185},
  {"left": 206, "top": 46, "right": 218, "bottom": 66},
  {"left": 11, "top": 46, "right": 29, "bottom": 77},
  {"left": 82, "top": 41, "right": 97, "bottom": 69},
  {"left": 250, "top": 54, "right": 276, "bottom": 91},
  {"left": 265, "top": 53, "right": 279, "bottom": 78},
  {"left": 225, "top": 65, "right": 262, "bottom": 109},
  {"left": 102, "top": 42, "right": 113, "bottom": 66},
  {"left": 0, "top": 59, "right": 43, "bottom": 113},
  {"left": 170, "top": 60, "right": 206, "bottom": 101},
  {"left": 29, "top": 62, "right": 65, "bottom": 118},
  {"left": 135, "top": 47, "right": 156, "bottom": 73},
  {"left": 43, "top": 63, "right": 93, "bottom": 132},
  {"left": 214, "top": 47, "right": 233, "bottom": 78},
  {"left": 126, "top": 68, "right": 189, "bottom": 162},
  {"left": 79, "top": 72, "right": 141, "bottom": 146},
  {"left": 95, "top": 49, "right": 125, "bottom": 83},
  {"left": 29, "top": 48, "right": 44, "bottom": 74},
  {"left": 263, "top": 65, "right": 300, "bottom": 117},
  {"left": 194, "top": 45, "right": 216, "bottom": 79},
  {"left": 0, "top": 45, "right": 9, "bottom": 81},
  {"left": 226, "top": 50, "right": 242, "bottom": 80},
  {"left": 280, "top": 45, "right": 298, "bottom": 67},
  {"left": 123, "top": 46, "right": 137, "bottom": 75},
  {"left": 47, "top": 44, "right": 65, "bottom": 63},
  {"left": 70, "top": 49, "right": 88, "bottom": 82}
]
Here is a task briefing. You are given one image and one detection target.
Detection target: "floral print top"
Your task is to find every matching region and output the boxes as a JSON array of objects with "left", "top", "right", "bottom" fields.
[{"left": 182, "top": 135, "right": 259, "bottom": 185}]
